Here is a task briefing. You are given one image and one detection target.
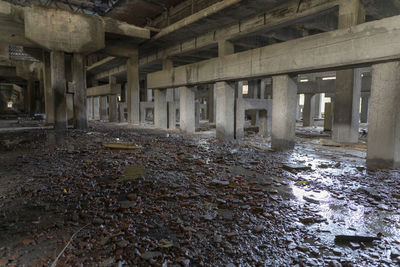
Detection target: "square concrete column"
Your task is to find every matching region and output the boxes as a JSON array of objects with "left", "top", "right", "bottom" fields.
[
  {"left": 367, "top": 62, "right": 400, "bottom": 169},
  {"left": 154, "top": 89, "right": 168, "bottom": 129},
  {"left": 43, "top": 51, "right": 54, "bottom": 125},
  {"left": 272, "top": 75, "right": 297, "bottom": 150},
  {"left": 360, "top": 94, "right": 369, "bottom": 123},
  {"left": 216, "top": 81, "right": 235, "bottom": 140},
  {"left": 168, "top": 101, "right": 176, "bottom": 129},
  {"left": 146, "top": 89, "right": 153, "bottom": 102},
  {"left": 67, "top": 94, "right": 74, "bottom": 123},
  {"left": 248, "top": 80, "right": 259, "bottom": 126},
  {"left": 195, "top": 101, "right": 200, "bottom": 129},
  {"left": 119, "top": 102, "right": 126, "bottom": 122},
  {"left": 51, "top": 51, "right": 67, "bottom": 131},
  {"left": 100, "top": 96, "right": 108, "bottom": 121},
  {"left": 108, "top": 95, "right": 118, "bottom": 122},
  {"left": 208, "top": 85, "right": 216, "bottom": 123},
  {"left": 333, "top": 68, "right": 361, "bottom": 143},
  {"left": 166, "top": 88, "right": 174, "bottom": 102},
  {"left": 179, "top": 86, "right": 196, "bottom": 133},
  {"left": 93, "top": 96, "right": 100, "bottom": 120},
  {"left": 259, "top": 109, "right": 272, "bottom": 138},
  {"left": 26, "top": 79, "right": 35, "bottom": 116},
  {"left": 324, "top": 102, "right": 333, "bottom": 131},
  {"left": 235, "top": 81, "right": 245, "bottom": 139},
  {"left": 87, "top": 97, "right": 93, "bottom": 120},
  {"left": 333, "top": 0, "right": 365, "bottom": 143},
  {"left": 72, "top": 53, "right": 87, "bottom": 129},
  {"left": 108, "top": 76, "right": 118, "bottom": 123},
  {"left": 314, "top": 93, "right": 321, "bottom": 119},
  {"left": 127, "top": 51, "right": 140, "bottom": 124},
  {"left": 303, "top": 93, "right": 315, "bottom": 127},
  {"left": 296, "top": 94, "right": 302, "bottom": 121}
]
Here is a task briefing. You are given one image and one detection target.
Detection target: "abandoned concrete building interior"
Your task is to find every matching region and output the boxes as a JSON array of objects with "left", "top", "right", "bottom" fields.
[{"left": 1, "top": 0, "right": 400, "bottom": 265}]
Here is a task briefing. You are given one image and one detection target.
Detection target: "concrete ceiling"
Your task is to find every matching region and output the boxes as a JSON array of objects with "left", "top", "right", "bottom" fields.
[
  {"left": 106, "top": 0, "right": 185, "bottom": 27},
  {"left": 3, "top": 0, "right": 120, "bottom": 16}
]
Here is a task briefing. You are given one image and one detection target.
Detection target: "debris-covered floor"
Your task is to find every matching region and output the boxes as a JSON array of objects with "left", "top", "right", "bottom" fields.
[{"left": 0, "top": 123, "right": 399, "bottom": 266}]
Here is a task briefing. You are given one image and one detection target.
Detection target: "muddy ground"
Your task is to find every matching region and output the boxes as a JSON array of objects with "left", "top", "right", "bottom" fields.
[{"left": 0, "top": 123, "right": 399, "bottom": 266}]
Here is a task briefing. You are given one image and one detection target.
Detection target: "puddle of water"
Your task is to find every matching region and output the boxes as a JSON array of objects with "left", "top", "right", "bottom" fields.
[{"left": 291, "top": 183, "right": 400, "bottom": 245}]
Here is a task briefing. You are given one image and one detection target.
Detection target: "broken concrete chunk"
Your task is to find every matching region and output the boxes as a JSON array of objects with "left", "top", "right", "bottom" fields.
[
  {"left": 211, "top": 179, "right": 230, "bottom": 186},
  {"left": 282, "top": 163, "right": 311, "bottom": 173}
]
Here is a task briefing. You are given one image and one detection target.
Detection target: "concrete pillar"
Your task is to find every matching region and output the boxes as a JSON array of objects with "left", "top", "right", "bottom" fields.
[
  {"left": 296, "top": 94, "right": 302, "bottom": 121},
  {"left": 127, "top": 51, "right": 140, "bottom": 124},
  {"left": 367, "top": 62, "right": 400, "bottom": 169},
  {"left": 166, "top": 88, "right": 174, "bottom": 102},
  {"left": 235, "top": 81, "right": 245, "bottom": 139},
  {"left": 72, "top": 53, "right": 87, "bottom": 129},
  {"left": 333, "top": 0, "right": 365, "bottom": 143},
  {"left": 314, "top": 93, "right": 321, "bottom": 119},
  {"left": 216, "top": 81, "right": 235, "bottom": 140},
  {"left": 119, "top": 102, "right": 126, "bottom": 122},
  {"left": 333, "top": 68, "right": 362, "bottom": 143},
  {"left": 208, "top": 85, "right": 216, "bottom": 123},
  {"left": 179, "top": 86, "right": 196, "bottom": 133},
  {"left": 108, "top": 95, "right": 118, "bottom": 122},
  {"left": 303, "top": 94, "right": 315, "bottom": 127},
  {"left": 108, "top": 76, "right": 118, "bottom": 123},
  {"left": 216, "top": 40, "right": 235, "bottom": 139},
  {"left": 272, "top": 75, "right": 297, "bottom": 150},
  {"left": 93, "top": 96, "right": 100, "bottom": 120},
  {"left": 259, "top": 110, "right": 268, "bottom": 138},
  {"left": 43, "top": 51, "right": 54, "bottom": 124},
  {"left": 324, "top": 102, "right": 333, "bottom": 131},
  {"left": 154, "top": 89, "right": 168, "bottom": 129},
  {"left": 51, "top": 51, "right": 67, "bottom": 131},
  {"left": 146, "top": 89, "right": 153, "bottom": 102},
  {"left": 67, "top": 94, "right": 74, "bottom": 123},
  {"left": 26, "top": 79, "right": 35, "bottom": 115},
  {"left": 195, "top": 101, "right": 200, "bottom": 129},
  {"left": 249, "top": 80, "right": 259, "bottom": 126},
  {"left": 168, "top": 101, "right": 176, "bottom": 129},
  {"left": 360, "top": 95, "right": 369, "bottom": 123},
  {"left": 100, "top": 96, "right": 108, "bottom": 121},
  {"left": 87, "top": 97, "right": 93, "bottom": 120},
  {"left": 260, "top": 79, "right": 267, "bottom": 99}
]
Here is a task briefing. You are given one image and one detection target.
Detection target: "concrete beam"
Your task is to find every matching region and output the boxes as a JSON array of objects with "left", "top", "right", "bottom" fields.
[
  {"left": 87, "top": 84, "right": 121, "bottom": 97},
  {"left": 151, "top": 0, "right": 242, "bottom": 41},
  {"left": 140, "top": 0, "right": 339, "bottom": 66},
  {"left": 147, "top": 15, "right": 400, "bottom": 89},
  {"left": 103, "top": 17, "right": 150, "bottom": 40}
]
